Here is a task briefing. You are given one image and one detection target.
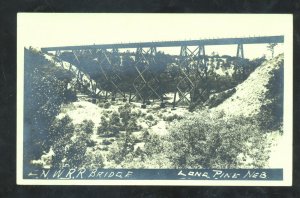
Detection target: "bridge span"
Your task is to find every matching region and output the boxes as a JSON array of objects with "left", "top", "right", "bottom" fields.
[
  {"left": 40, "top": 35, "right": 284, "bottom": 109},
  {"left": 42, "top": 35, "right": 283, "bottom": 52}
]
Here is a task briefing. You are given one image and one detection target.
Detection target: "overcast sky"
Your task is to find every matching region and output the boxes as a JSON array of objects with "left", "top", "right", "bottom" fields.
[{"left": 18, "top": 13, "right": 291, "bottom": 59}]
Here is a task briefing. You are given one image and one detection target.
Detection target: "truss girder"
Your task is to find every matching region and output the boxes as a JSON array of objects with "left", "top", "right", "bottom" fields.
[{"left": 50, "top": 40, "right": 252, "bottom": 109}]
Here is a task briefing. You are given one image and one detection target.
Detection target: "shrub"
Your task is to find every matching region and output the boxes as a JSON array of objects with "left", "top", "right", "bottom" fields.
[
  {"left": 64, "top": 134, "right": 88, "bottom": 168},
  {"left": 163, "top": 113, "right": 183, "bottom": 122},
  {"left": 166, "top": 111, "right": 270, "bottom": 168},
  {"left": 98, "top": 102, "right": 104, "bottom": 108},
  {"left": 118, "top": 103, "right": 131, "bottom": 125},
  {"left": 97, "top": 111, "right": 124, "bottom": 137},
  {"left": 50, "top": 118, "right": 98, "bottom": 168},
  {"left": 141, "top": 129, "right": 150, "bottom": 140},
  {"left": 131, "top": 109, "right": 142, "bottom": 117},
  {"left": 49, "top": 115, "right": 75, "bottom": 169},
  {"left": 204, "top": 88, "right": 236, "bottom": 108},
  {"left": 143, "top": 134, "right": 167, "bottom": 157},
  {"left": 127, "top": 119, "right": 141, "bottom": 132},
  {"left": 64, "top": 89, "right": 77, "bottom": 102},
  {"left": 104, "top": 102, "right": 111, "bottom": 109},
  {"left": 84, "top": 150, "right": 105, "bottom": 169},
  {"left": 117, "top": 103, "right": 141, "bottom": 132},
  {"left": 145, "top": 114, "right": 154, "bottom": 121},
  {"left": 107, "top": 132, "right": 135, "bottom": 165},
  {"left": 110, "top": 111, "right": 121, "bottom": 126},
  {"left": 78, "top": 119, "right": 94, "bottom": 135},
  {"left": 102, "top": 139, "right": 112, "bottom": 145},
  {"left": 86, "top": 139, "right": 97, "bottom": 147},
  {"left": 126, "top": 133, "right": 172, "bottom": 168}
]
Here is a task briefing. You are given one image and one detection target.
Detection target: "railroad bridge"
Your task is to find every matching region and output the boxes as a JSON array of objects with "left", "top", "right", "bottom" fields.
[{"left": 41, "top": 35, "right": 283, "bottom": 109}]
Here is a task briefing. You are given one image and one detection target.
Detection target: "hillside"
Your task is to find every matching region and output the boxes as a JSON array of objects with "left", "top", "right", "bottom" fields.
[
  {"left": 213, "top": 54, "right": 284, "bottom": 168},
  {"left": 213, "top": 54, "right": 284, "bottom": 117}
]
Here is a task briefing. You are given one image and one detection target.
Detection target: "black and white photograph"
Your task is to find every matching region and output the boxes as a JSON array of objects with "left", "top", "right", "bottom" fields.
[{"left": 17, "top": 13, "right": 293, "bottom": 185}]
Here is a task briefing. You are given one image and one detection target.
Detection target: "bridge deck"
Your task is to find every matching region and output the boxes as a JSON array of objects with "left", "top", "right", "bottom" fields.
[{"left": 41, "top": 36, "right": 284, "bottom": 52}]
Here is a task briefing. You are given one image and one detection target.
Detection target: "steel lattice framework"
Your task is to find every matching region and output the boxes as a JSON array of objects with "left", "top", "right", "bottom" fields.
[{"left": 42, "top": 36, "right": 284, "bottom": 108}]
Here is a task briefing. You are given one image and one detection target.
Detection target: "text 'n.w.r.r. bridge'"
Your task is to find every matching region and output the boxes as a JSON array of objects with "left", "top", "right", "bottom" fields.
[{"left": 40, "top": 35, "right": 284, "bottom": 109}]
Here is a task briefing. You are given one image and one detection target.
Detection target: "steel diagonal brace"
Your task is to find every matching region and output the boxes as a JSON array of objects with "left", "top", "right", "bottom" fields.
[
  {"left": 134, "top": 47, "right": 161, "bottom": 100},
  {"left": 175, "top": 46, "right": 199, "bottom": 105},
  {"left": 177, "top": 77, "right": 192, "bottom": 103},
  {"left": 133, "top": 47, "right": 159, "bottom": 102},
  {"left": 98, "top": 50, "right": 126, "bottom": 99},
  {"left": 142, "top": 47, "right": 162, "bottom": 99},
  {"left": 71, "top": 51, "right": 84, "bottom": 83}
]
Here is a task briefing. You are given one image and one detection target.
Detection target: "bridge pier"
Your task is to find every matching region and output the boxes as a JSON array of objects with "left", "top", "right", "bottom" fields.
[
  {"left": 237, "top": 43, "right": 244, "bottom": 58},
  {"left": 174, "top": 45, "right": 203, "bottom": 107}
]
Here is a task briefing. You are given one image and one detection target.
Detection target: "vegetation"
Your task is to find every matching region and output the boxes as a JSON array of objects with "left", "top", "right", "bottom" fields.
[
  {"left": 258, "top": 58, "right": 284, "bottom": 131},
  {"left": 24, "top": 48, "right": 76, "bottom": 165},
  {"left": 50, "top": 116, "right": 102, "bottom": 169},
  {"left": 25, "top": 47, "right": 280, "bottom": 170},
  {"left": 97, "top": 103, "right": 141, "bottom": 137},
  {"left": 104, "top": 110, "right": 270, "bottom": 169},
  {"left": 267, "top": 43, "right": 278, "bottom": 58},
  {"left": 166, "top": 111, "right": 270, "bottom": 168}
]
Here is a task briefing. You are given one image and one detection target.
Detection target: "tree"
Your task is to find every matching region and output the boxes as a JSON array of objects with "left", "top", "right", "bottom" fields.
[{"left": 267, "top": 43, "right": 278, "bottom": 58}]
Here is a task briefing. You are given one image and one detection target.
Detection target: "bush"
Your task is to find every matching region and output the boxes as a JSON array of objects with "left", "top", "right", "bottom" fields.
[
  {"left": 141, "top": 129, "right": 150, "bottom": 140},
  {"left": 50, "top": 118, "right": 96, "bottom": 168},
  {"left": 204, "top": 88, "right": 236, "bottom": 108},
  {"left": 64, "top": 134, "right": 88, "bottom": 168},
  {"left": 166, "top": 111, "right": 270, "bottom": 168},
  {"left": 98, "top": 102, "right": 104, "bottom": 108},
  {"left": 102, "top": 139, "right": 112, "bottom": 145},
  {"left": 84, "top": 150, "right": 105, "bottom": 169},
  {"left": 118, "top": 103, "right": 141, "bottom": 132},
  {"left": 143, "top": 134, "right": 167, "bottom": 157},
  {"left": 86, "top": 139, "right": 97, "bottom": 147},
  {"left": 127, "top": 119, "right": 141, "bottom": 132},
  {"left": 103, "top": 102, "right": 111, "bottom": 109},
  {"left": 78, "top": 119, "right": 94, "bottom": 135},
  {"left": 145, "top": 114, "right": 154, "bottom": 121},
  {"left": 97, "top": 111, "right": 125, "bottom": 136},
  {"left": 107, "top": 133, "right": 135, "bottom": 165},
  {"left": 163, "top": 113, "right": 183, "bottom": 122},
  {"left": 131, "top": 109, "right": 142, "bottom": 117},
  {"left": 118, "top": 103, "right": 131, "bottom": 125},
  {"left": 97, "top": 115, "right": 119, "bottom": 137},
  {"left": 49, "top": 115, "right": 75, "bottom": 169}
]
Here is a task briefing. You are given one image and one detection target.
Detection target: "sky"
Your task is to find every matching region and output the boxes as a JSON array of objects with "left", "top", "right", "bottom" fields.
[{"left": 18, "top": 13, "right": 290, "bottom": 59}]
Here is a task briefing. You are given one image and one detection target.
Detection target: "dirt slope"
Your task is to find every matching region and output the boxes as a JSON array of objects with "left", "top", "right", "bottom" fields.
[{"left": 213, "top": 54, "right": 283, "bottom": 117}]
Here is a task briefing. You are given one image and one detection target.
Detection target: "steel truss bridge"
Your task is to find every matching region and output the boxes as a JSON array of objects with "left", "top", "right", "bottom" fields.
[{"left": 41, "top": 35, "right": 284, "bottom": 109}]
